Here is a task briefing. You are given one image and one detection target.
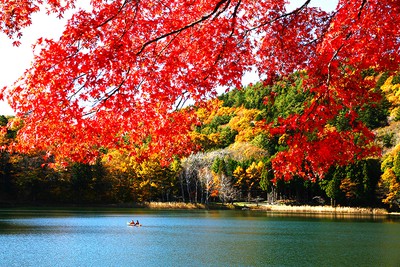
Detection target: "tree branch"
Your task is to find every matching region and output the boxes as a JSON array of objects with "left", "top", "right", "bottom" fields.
[
  {"left": 248, "top": 0, "right": 311, "bottom": 32},
  {"left": 97, "top": 0, "right": 135, "bottom": 28},
  {"left": 136, "top": 0, "right": 231, "bottom": 55},
  {"left": 84, "top": 67, "right": 132, "bottom": 116},
  {"left": 357, "top": 0, "right": 368, "bottom": 19},
  {"left": 326, "top": 32, "right": 352, "bottom": 87}
]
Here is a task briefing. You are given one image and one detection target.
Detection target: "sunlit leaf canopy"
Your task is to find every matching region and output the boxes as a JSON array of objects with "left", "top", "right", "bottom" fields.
[{"left": 1, "top": 0, "right": 399, "bottom": 179}]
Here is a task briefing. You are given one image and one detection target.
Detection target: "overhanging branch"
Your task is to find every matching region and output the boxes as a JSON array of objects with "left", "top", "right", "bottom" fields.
[{"left": 136, "top": 0, "right": 232, "bottom": 55}]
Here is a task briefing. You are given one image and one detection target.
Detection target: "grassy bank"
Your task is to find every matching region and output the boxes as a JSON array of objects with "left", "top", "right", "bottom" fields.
[
  {"left": 135, "top": 202, "right": 206, "bottom": 209},
  {"left": 1, "top": 201, "right": 392, "bottom": 215},
  {"left": 133, "top": 201, "right": 389, "bottom": 215},
  {"left": 235, "top": 202, "right": 389, "bottom": 215}
]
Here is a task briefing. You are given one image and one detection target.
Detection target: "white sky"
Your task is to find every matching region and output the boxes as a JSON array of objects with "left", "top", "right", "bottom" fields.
[
  {"left": 0, "top": 10, "right": 76, "bottom": 115},
  {"left": 0, "top": 0, "right": 338, "bottom": 116}
]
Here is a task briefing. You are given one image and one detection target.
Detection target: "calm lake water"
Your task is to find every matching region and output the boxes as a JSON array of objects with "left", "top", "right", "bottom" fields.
[{"left": 1, "top": 208, "right": 400, "bottom": 267}]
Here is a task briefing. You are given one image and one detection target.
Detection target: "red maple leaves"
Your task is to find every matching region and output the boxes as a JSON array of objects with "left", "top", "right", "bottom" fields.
[
  {"left": 0, "top": 0, "right": 76, "bottom": 41},
  {"left": 1, "top": 0, "right": 399, "bottom": 180}
]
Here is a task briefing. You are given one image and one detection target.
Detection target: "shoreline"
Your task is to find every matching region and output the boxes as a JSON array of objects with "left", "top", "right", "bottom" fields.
[
  {"left": 1, "top": 201, "right": 397, "bottom": 216},
  {"left": 238, "top": 203, "right": 389, "bottom": 215},
  {"left": 144, "top": 202, "right": 396, "bottom": 216},
  {"left": 140, "top": 201, "right": 392, "bottom": 215}
]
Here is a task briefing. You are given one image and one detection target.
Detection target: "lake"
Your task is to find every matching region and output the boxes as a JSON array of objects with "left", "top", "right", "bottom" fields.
[{"left": 0, "top": 208, "right": 399, "bottom": 266}]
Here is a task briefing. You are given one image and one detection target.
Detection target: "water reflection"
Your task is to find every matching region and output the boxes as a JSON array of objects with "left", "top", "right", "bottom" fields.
[{"left": 0, "top": 220, "right": 43, "bottom": 233}]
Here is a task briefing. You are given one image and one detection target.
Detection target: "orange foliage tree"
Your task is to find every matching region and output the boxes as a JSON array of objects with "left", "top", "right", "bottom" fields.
[{"left": 1, "top": 0, "right": 399, "bottom": 180}]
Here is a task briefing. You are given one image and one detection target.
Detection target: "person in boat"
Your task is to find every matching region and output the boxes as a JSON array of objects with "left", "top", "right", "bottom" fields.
[
  {"left": 129, "top": 220, "right": 135, "bottom": 225},
  {"left": 135, "top": 220, "right": 140, "bottom": 226}
]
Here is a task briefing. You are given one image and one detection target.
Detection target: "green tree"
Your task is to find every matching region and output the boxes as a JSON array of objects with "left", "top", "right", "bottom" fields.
[{"left": 320, "top": 169, "right": 342, "bottom": 207}]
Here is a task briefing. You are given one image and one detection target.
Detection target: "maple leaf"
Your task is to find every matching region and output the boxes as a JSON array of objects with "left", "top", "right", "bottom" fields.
[{"left": 1, "top": 0, "right": 399, "bottom": 180}]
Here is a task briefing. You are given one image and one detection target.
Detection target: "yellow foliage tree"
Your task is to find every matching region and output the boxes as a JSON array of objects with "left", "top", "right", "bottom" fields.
[
  {"left": 234, "top": 161, "right": 264, "bottom": 201},
  {"left": 233, "top": 165, "right": 246, "bottom": 184},
  {"left": 246, "top": 161, "right": 264, "bottom": 189},
  {"left": 216, "top": 106, "right": 236, "bottom": 117},
  {"left": 380, "top": 74, "right": 400, "bottom": 118},
  {"left": 135, "top": 154, "right": 181, "bottom": 202},
  {"left": 228, "top": 108, "right": 262, "bottom": 142},
  {"left": 379, "top": 169, "right": 400, "bottom": 207},
  {"left": 379, "top": 144, "right": 400, "bottom": 209},
  {"left": 101, "top": 149, "right": 138, "bottom": 202},
  {"left": 197, "top": 98, "right": 230, "bottom": 124}
]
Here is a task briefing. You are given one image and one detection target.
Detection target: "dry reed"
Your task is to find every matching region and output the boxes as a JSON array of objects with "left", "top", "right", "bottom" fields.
[
  {"left": 138, "top": 201, "right": 389, "bottom": 215},
  {"left": 245, "top": 204, "right": 388, "bottom": 215},
  {"left": 143, "top": 202, "right": 206, "bottom": 210}
]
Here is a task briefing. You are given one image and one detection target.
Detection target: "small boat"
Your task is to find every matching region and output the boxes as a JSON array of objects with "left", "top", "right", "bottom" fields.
[{"left": 127, "top": 222, "right": 142, "bottom": 227}]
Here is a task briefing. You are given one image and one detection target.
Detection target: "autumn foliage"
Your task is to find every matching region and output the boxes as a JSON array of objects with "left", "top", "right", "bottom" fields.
[{"left": 1, "top": 0, "right": 399, "bottom": 180}]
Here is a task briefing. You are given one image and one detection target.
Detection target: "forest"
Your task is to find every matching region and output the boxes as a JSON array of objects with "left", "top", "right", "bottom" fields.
[{"left": 1, "top": 71, "right": 400, "bottom": 210}]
